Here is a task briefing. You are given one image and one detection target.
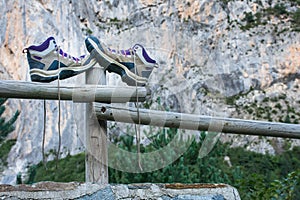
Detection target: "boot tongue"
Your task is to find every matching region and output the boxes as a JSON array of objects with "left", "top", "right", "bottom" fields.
[
  {"left": 28, "top": 37, "right": 55, "bottom": 51},
  {"left": 142, "top": 47, "right": 156, "bottom": 64},
  {"left": 133, "top": 44, "right": 157, "bottom": 64}
]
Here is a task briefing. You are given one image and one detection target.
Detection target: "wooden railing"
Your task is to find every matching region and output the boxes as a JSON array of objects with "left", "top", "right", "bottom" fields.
[{"left": 0, "top": 78, "right": 300, "bottom": 185}]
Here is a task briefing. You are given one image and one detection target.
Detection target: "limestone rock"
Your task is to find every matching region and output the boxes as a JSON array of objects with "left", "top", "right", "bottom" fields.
[{"left": 0, "top": 183, "right": 240, "bottom": 200}]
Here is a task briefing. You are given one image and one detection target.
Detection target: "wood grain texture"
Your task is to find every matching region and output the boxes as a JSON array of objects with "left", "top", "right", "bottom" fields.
[
  {"left": 0, "top": 80, "right": 147, "bottom": 103},
  {"left": 95, "top": 103, "right": 300, "bottom": 139},
  {"left": 85, "top": 65, "right": 108, "bottom": 184}
]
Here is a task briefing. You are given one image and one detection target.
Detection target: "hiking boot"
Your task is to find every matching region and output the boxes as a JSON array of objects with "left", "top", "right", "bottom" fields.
[
  {"left": 85, "top": 36, "right": 158, "bottom": 86},
  {"left": 23, "top": 37, "right": 96, "bottom": 82}
]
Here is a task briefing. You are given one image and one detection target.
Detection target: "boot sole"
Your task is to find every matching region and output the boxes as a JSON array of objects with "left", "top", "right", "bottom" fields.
[
  {"left": 86, "top": 38, "right": 147, "bottom": 86},
  {"left": 30, "top": 58, "right": 97, "bottom": 82}
]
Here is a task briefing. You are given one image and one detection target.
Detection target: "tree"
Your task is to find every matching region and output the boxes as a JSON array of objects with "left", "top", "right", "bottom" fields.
[
  {"left": 0, "top": 98, "right": 20, "bottom": 168},
  {"left": 0, "top": 98, "right": 20, "bottom": 142}
]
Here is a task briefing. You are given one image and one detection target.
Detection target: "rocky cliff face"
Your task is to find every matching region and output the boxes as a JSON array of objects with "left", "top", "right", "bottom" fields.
[{"left": 0, "top": 0, "right": 299, "bottom": 184}]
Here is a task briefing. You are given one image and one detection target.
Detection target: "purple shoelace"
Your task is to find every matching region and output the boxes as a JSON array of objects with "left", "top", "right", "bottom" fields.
[
  {"left": 107, "top": 44, "right": 157, "bottom": 65},
  {"left": 57, "top": 48, "right": 84, "bottom": 62}
]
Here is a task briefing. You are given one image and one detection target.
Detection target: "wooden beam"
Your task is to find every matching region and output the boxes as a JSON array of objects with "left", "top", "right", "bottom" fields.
[
  {"left": 95, "top": 103, "right": 300, "bottom": 139},
  {"left": 85, "top": 66, "right": 108, "bottom": 184},
  {"left": 0, "top": 80, "right": 147, "bottom": 103}
]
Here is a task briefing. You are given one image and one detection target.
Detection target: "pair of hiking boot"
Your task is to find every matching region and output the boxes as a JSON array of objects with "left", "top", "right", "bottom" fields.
[{"left": 23, "top": 36, "right": 158, "bottom": 86}]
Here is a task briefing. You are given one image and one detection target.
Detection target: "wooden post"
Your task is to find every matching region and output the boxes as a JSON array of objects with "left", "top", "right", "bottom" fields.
[{"left": 85, "top": 64, "right": 108, "bottom": 184}]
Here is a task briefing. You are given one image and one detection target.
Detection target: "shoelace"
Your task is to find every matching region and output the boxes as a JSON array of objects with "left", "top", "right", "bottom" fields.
[
  {"left": 110, "top": 43, "right": 143, "bottom": 171},
  {"left": 108, "top": 47, "right": 133, "bottom": 57},
  {"left": 56, "top": 46, "right": 62, "bottom": 169},
  {"left": 42, "top": 100, "right": 47, "bottom": 169},
  {"left": 134, "top": 51, "right": 143, "bottom": 172},
  {"left": 54, "top": 44, "right": 83, "bottom": 63},
  {"left": 41, "top": 46, "right": 62, "bottom": 170}
]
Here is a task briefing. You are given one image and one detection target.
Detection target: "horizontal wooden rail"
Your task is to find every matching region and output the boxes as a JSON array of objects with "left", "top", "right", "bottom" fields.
[
  {"left": 0, "top": 80, "right": 148, "bottom": 103},
  {"left": 95, "top": 103, "right": 300, "bottom": 139}
]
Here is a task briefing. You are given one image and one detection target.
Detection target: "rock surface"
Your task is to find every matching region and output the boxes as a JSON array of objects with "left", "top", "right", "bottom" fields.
[
  {"left": 0, "top": 182, "right": 240, "bottom": 200},
  {"left": 0, "top": 0, "right": 299, "bottom": 184}
]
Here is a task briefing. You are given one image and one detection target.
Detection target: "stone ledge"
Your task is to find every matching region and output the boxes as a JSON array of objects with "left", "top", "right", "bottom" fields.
[{"left": 0, "top": 182, "right": 241, "bottom": 200}]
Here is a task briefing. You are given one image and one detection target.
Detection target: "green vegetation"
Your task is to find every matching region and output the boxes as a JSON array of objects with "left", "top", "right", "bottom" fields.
[
  {"left": 265, "top": 3, "right": 288, "bottom": 17},
  {"left": 226, "top": 89, "right": 300, "bottom": 126},
  {"left": 0, "top": 98, "right": 19, "bottom": 169},
  {"left": 237, "top": 3, "right": 300, "bottom": 32},
  {"left": 81, "top": 28, "right": 93, "bottom": 36},
  {"left": 225, "top": 87, "right": 254, "bottom": 105},
  {"left": 25, "top": 129, "right": 300, "bottom": 199},
  {"left": 25, "top": 153, "right": 85, "bottom": 184},
  {"left": 0, "top": 140, "right": 17, "bottom": 167},
  {"left": 292, "top": 8, "right": 300, "bottom": 31},
  {"left": 0, "top": 98, "right": 20, "bottom": 142}
]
